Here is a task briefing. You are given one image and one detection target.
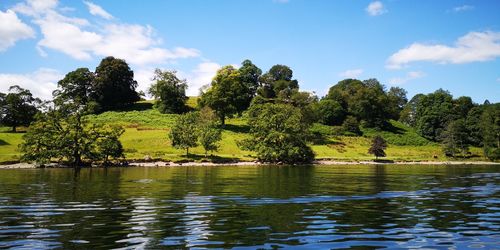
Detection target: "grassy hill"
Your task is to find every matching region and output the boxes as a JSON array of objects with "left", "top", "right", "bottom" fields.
[{"left": 0, "top": 98, "right": 486, "bottom": 164}]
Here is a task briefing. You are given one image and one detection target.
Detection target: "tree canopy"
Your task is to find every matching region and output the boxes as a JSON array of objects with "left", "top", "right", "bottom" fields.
[
  {"left": 241, "top": 103, "right": 315, "bottom": 164},
  {"left": 93, "top": 56, "right": 140, "bottom": 111},
  {"left": 0, "top": 85, "right": 40, "bottom": 132},
  {"left": 149, "top": 69, "right": 188, "bottom": 114}
]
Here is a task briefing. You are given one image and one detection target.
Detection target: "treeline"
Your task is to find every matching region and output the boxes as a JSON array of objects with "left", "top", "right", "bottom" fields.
[{"left": 1, "top": 56, "right": 499, "bottom": 166}]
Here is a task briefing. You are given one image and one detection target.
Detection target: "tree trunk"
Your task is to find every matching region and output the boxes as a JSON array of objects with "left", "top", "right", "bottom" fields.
[
  {"left": 12, "top": 126, "right": 16, "bottom": 133},
  {"left": 186, "top": 148, "right": 189, "bottom": 157},
  {"left": 220, "top": 115, "right": 225, "bottom": 126}
]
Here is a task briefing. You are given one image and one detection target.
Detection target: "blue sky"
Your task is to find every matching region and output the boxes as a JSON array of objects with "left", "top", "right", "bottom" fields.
[{"left": 0, "top": 0, "right": 499, "bottom": 102}]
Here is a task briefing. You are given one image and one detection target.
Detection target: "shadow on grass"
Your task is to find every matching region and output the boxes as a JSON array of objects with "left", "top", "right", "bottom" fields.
[
  {"left": 114, "top": 102, "right": 154, "bottom": 112},
  {"left": 373, "top": 159, "right": 395, "bottom": 163},
  {"left": 0, "top": 139, "right": 9, "bottom": 145},
  {"left": 174, "top": 154, "right": 242, "bottom": 164},
  {"left": 223, "top": 124, "right": 250, "bottom": 133},
  {"left": 381, "top": 122, "right": 406, "bottom": 134}
]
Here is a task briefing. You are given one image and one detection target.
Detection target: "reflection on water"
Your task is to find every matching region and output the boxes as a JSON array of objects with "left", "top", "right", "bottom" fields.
[{"left": 0, "top": 165, "right": 498, "bottom": 249}]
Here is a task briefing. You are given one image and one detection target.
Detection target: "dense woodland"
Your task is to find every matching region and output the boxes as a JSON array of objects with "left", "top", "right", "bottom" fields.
[{"left": 0, "top": 56, "right": 499, "bottom": 166}]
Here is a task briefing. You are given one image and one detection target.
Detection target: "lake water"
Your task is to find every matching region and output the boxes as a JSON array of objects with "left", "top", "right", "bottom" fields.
[{"left": 0, "top": 165, "right": 499, "bottom": 249}]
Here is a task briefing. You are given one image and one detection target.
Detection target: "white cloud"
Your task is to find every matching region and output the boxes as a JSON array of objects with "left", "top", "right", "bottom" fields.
[
  {"left": 339, "top": 69, "right": 363, "bottom": 79},
  {"left": 366, "top": 1, "right": 386, "bottom": 16},
  {"left": 389, "top": 71, "right": 425, "bottom": 85},
  {"left": 387, "top": 31, "right": 500, "bottom": 69},
  {"left": 14, "top": 0, "right": 200, "bottom": 66},
  {"left": 83, "top": 1, "right": 113, "bottom": 20},
  {"left": 0, "top": 68, "right": 63, "bottom": 100},
  {"left": 452, "top": 5, "right": 474, "bottom": 12},
  {"left": 0, "top": 10, "right": 35, "bottom": 51},
  {"left": 183, "top": 62, "right": 221, "bottom": 96}
]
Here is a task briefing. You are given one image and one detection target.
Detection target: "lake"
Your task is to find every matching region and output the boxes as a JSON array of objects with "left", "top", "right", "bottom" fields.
[{"left": 0, "top": 165, "right": 499, "bottom": 249}]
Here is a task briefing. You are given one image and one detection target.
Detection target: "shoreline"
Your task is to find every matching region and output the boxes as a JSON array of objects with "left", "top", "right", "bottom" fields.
[{"left": 0, "top": 160, "right": 499, "bottom": 169}]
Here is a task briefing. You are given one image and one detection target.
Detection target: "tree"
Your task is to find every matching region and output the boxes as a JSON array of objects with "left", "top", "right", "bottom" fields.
[
  {"left": 169, "top": 112, "right": 199, "bottom": 156},
  {"left": 93, "top": 56, "right": 140, "bottom": 111},
  {"left": 0, "top": 85, "right": 40, "bottom": 132},
  {"left": 368, "top": 135, "right": 387, "bottom": 160},
  {"left": 257, "top": 64, "right": 299, "bottom": 99},
  {"left": 20, "top": 106, "right": 125, "bottom": 166},
  {"left": 442, "top": 119, "right": 470, "bottom": 157},
  {"left": 238, "top": 59, "right": 262, "bottom": 100},
  {"left": 148, "top": 69, "right": 188, "bottom": 114},
  {"left": 400, "top": 94, "right": 424, "bottom": 127},
  {"left": 324, "top": 78, "right": 396, "bottom": 128},
  {"left": 199, "top": 65, "right": 248, "bottom": 125},
  {"left": 415, "top": 89, "right": 454, "bottom": 141},
  {"left": 387, "top": 87, "right": 408, "bottom": 120},
  {"left": 481, "top": 103, "right": 500, "bottom": 160},
  {"left": 317, "top": 99, "right": 346, "bottom": 126},
  {"left": 240, "top": 103, "right": 315, "bottom": 164},
  {"left": 53, "top": 68, "right": 98, "bottom": 112},
  {"left": 342, "top": 115, "right": 362, "bottom": 135},
  {"left": 198, "top": 107, "right": 222, "bottom": 157}
]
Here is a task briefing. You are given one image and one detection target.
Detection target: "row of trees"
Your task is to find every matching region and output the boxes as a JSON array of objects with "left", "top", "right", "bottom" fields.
[{"left": 399, "top": 89, "right": 499, "bottom": 159}]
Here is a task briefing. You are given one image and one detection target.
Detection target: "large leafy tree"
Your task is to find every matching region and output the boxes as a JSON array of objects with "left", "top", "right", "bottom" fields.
[
  {"left": 199, "top": 65, "right": 248, "bottom": 125},
  {"left": 169, "top": 112, "right": 199, "bottom": 156},
  {"left": 415, "top": 89, "right": 454, "bottom": 141},
  {"left": 20, "top": 105, "right": 124, "bottom": 166},
  {"left": 149, "top": 69, "right": 188, "bottom": 114},
  {"left": 442, "top": 119, "right": 470, "bottom": 157},
  {"left": 0, "top": 85, "right": 40, "bottom": 132},
  {"left": 198, "top": 108, "right": 222, "bottom": 157},
  {"left": 325, "top": 78, "right": 395, "bottom": 128},
  {"left": 241, "top": 103, "right": 315, "bottom": 164},
  {"left": 238, "top": 59, "right": 262, "bottom": 100},
  {"left": 53, "top": 68, "right": 98, "bottom": 112},
  {"left": 257, "top": 64, "right": 299, "bottom": 99},
  {"left": 481, "top": 103, "right": 500, "bottom": 160},
  {"left": 93, "top": 56, "right": 140, "bottom": 111}
]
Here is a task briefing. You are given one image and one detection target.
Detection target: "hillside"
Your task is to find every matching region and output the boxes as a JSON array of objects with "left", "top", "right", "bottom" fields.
[{"left": 0, "top": 98, "right": 486, "bottom": 164}]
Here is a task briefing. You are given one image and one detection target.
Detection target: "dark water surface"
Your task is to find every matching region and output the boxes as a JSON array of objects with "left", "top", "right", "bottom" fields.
[{"left": 0, "top": 165, "right": 499, "bottom": 249}]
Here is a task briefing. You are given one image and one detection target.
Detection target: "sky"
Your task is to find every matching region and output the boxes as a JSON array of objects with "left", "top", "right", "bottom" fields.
[{"left": 0, "top": 0, "right": 499, "bottom": 103}]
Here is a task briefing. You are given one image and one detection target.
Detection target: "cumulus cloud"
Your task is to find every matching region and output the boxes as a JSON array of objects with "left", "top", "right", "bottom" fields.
[
  {"left": 366, "top": 1, "right": 386, "bottom": 16},
  {"left": 0, "top": 10, "right": 35, "bottom": 51},
  {"left": 389, "top": 71, "right": 425, "bottom": 85},
  {"left": 83, "top": 1, "right": 113, "bottom": 20},
  {"left": 387, "top": 31, "right": 500, "bottom": 69},
  {"left": 339, "top": 69, "right": 363, "bottom": 79},
  {"left": 0, "top": 68, "right": 63, "bottom": 100},
  {"left": 13, "top": 0, "right": 200, "bottom": 66},
  {"left": 183, "top": 62, "right": 221, "bottom": 96},
  {"left": 452, "top": 5, "right": 474, "bottom": 12}
]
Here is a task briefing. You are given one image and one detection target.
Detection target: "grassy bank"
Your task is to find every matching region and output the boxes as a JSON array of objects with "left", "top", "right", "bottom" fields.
[{"left": 0, "top": 99, "right": 488, "bottom": 164}]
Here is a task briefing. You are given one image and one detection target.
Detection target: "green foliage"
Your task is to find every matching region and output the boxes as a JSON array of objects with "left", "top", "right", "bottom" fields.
[
  {"left": 257, "top": 64, "right": 299, "bottom": 99},
  {"left": 93, "top": 56, "right": 140, "bottom": 111},
  {"left": 325, "top": 78, "right": 404, "bottom": 128},
  {"left": 53, "top": 68, "right": 96, "bottom": 111},
  {"left": 199, "top": 65, "right": 249, "bottom": 124},
  {"left": 342, "top": 116, "right": 361, "bottom": 136},
  {"left": 0, "top": 85, "right": 40, "bottom": 132},
  {"left": 241, "top": 103, "right": 315, "bottom": 164},
  {"left": 368, "top": 135, "right": 387, "bottom": 159},
  {"left": 198, "top": 107, "right": 222, "bottom": 156},
  {"left": 169, "top": 112, "right": 199, "bottom": 156},
  {"left": 442, "top": 119, "right": 470, "bottom": 157},
  {"left": 20, "top": 107, "right": 125, "bottom": 166},
  {"left": 238, "top": 60, "right": 262, "bottom": 100},
  {"left": 148, "top": 69, "right": 188, "bottom": 114},
  {"left": 317, "top": 99, "right": 346, "bottom": 125},
  {"left": 481, "top": 103, "right": 500, "bottom": 160},
  {"left": 415, "top": 89, "right": 454, "bottom": 141},
  {"left": 362, "top": 120, "right": 432, "bottom": 146}
]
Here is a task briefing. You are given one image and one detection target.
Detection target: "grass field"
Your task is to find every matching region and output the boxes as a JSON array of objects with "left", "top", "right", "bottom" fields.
[{"left": 0, "top": 99, "right": 488, "bottom": 163}]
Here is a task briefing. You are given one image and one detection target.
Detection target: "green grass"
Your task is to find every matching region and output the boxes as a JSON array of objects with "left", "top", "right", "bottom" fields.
[{"left": 0, "top": 99, "right": 489, "bottom": 163}]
